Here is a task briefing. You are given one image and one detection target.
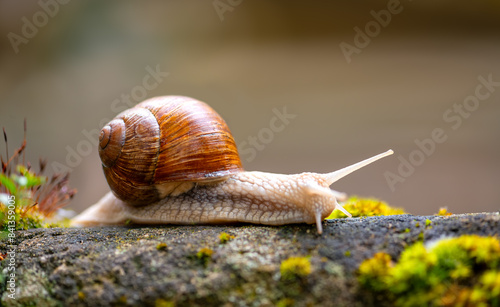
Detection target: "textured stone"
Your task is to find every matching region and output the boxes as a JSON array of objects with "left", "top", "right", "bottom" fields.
[{"left": 1, "top": 213, "right": 499, "bottom": 306}]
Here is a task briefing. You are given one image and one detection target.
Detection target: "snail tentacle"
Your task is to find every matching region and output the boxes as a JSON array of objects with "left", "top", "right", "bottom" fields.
[{"left": 323, "top": 149, "right": 394, "bottom": 185}]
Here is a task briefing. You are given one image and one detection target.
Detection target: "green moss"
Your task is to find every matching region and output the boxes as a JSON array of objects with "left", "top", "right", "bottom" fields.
[
  {"left": 425, "top": 219, "right": 432, "bottom": 226},
  {"left": 219, "top": 232, "right": 235, "bottom": 244},
  {"left": 358, "top": 235, "right": 500, "bottom": 306},
  {"left": 280, "top": 256, "right": 312, "bottom": 281},
  {"left": 326, "top": 196, "right": 405, "bottom": 219}
]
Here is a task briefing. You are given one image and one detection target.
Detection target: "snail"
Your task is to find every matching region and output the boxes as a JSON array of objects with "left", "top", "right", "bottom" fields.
[{"left": 72, "top": 96, "right": 393, "bottom": 234}]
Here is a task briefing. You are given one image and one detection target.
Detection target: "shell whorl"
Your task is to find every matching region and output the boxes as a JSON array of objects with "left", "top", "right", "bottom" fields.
[
  {"left": 99, "top": 118, "right": 126, "bottom": 168},
  {"left": 98, "top": 96, "right": 243, "bottom": 206}
]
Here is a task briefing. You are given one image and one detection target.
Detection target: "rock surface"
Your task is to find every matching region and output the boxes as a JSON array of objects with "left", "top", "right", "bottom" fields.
[{"left": 1, "top": 213, "right": 499, "bottom": 306}]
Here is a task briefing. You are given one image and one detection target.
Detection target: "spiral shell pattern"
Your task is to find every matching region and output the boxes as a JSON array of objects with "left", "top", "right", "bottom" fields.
[{"left": 98, "top": 96, "right": 243, "bottom": 206}]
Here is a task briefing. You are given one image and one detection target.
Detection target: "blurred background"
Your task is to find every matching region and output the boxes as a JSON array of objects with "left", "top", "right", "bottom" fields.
[{"left": 0, "top": 0, "right": 499, "bottom": 215}]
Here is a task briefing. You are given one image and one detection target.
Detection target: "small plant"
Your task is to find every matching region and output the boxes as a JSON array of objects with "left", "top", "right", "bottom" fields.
[
  {"left": 218, "top": 232, "right": 235, "bottom": 244},
  {"left": 358, "top": 235, "right": 500, "bottom": 306},
  {"left": 0, "top": 121, "right": 76, "bottom": 233},
  {"left": 327, "top": 196, "right": 405, "bottom": 219},
  {"left": 280, "top": 256, "right": 312, "bottom": 281}
]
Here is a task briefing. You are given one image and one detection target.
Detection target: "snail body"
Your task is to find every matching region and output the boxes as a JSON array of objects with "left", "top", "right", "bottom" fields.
[{"left": 73, "top": 96, "right": 393, "bottom": 234}]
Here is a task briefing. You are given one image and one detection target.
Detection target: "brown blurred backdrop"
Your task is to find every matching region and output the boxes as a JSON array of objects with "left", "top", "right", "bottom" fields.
[{"left": 0, "top": 0, "right": 499, "bottom": 215}]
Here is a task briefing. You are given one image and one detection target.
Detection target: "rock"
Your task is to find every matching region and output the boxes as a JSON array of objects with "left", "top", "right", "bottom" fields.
[{"left": 1, "top": 213, "right": 499, "bottom": 306}]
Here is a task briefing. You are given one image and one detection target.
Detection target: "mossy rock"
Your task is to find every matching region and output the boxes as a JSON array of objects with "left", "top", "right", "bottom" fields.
[
  {"left": 358, "top": 235, "right": 500, "bottom": 306},
  {"left": 0, "top": 213, "right": 498, "bottom": 306}
]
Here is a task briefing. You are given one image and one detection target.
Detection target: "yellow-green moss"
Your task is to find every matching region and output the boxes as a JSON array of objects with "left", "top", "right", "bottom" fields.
[
  {"left": 327, "top": 196, "right": 406, "bottom": 219},
  {"left": 156, "top": 243, "right": 168, "bottom": 251},
  {"left": 0, "top": 210, "right": 72, "bottom": 236},
  {"left": 219, "top": 232, "right": 235, "bottom": 244},
  {"left": 197, "top": 248, "right": 213, "bottom": 258},
  {"left": 155, "top": 299, "right": 175, "bottom": 307},
  {"left": 0, "top": 208, "right": 44, "bottom": 234},
  {"left": 280, "top": 256, "right": 312, "bottom": 281},
  {"left": 117, "top": 295, "right": 128, "bottom": 304},
  {"left": 436, "top": 207, "right": 453, "bottom": 216},
  {"left": 358, "top": 252, "right": 393, "bottom": 292},
  {"left": 196, "top": 247, "right": 214, "bottom": 266},
  {"left": 276, "top": 298, "right": 295, "bottom": 307},
  {"left": 358, "top": 235, "right": 500, "bottom": 306},
  {"left": 326, "top": 196, "right": 405, "bottom": 219}
]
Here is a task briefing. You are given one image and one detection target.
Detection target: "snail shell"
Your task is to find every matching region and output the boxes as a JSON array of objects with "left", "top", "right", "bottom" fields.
[{"left": 98, "top": 96, "right": 243, "bottom": 206}]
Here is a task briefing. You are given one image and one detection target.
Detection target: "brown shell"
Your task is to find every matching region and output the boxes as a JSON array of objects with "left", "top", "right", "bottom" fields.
[{"left": 98, "top": 96, "right": 243, "bottom": 206}]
